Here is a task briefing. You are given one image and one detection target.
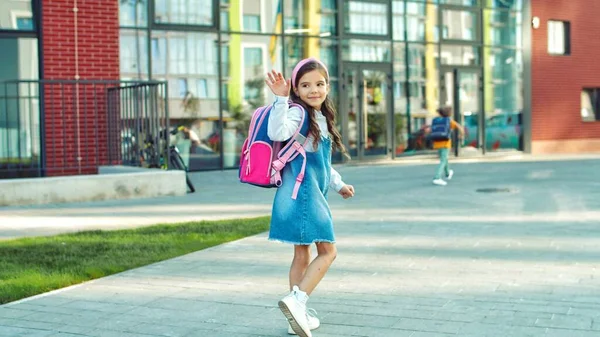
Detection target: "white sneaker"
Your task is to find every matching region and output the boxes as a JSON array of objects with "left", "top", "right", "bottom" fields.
[
  {"left": 432, "top": 179, "right": 447, "bottom": 186},
  {"left": 446, "top": 170, "right": 454, "bottom": 180},
  {"left": 288, "top": 308, "right": 320, "bottom": 335},
  {"left": 279, "top": 286, "right": 312, "bottom": 337}
]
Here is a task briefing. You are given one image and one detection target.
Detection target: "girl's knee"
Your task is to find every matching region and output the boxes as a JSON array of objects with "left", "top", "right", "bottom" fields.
[
  {"left": 316, "top": 243, "right": 337, "bottom": 263},
  {"left": 293, "top": 245, "right": 311, "bottom": 261}
]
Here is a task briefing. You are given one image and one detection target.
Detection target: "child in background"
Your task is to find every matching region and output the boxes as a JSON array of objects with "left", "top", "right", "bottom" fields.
[{"left": 428, "top": 106, "right": 464, "bottom": 186}]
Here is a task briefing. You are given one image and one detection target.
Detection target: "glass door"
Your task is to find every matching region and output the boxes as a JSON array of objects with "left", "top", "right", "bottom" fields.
[
  {"left": 440, "top": 67, "right": 483, "bottom": 156},
  {"left": 342, "top": 64, "right": 392, "bottom": 160}
]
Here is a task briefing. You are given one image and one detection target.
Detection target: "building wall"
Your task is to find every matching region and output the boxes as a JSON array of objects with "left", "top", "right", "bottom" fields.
[
  {"left": 41, "top": 0, "right": 120, "bottom": 175},
  {"left": 531, "top": 0, "right": 600, "bottom": 153}
]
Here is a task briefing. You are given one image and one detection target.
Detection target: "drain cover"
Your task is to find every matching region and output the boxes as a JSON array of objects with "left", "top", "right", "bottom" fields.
[{"left": 476, "top": 187, "right": 518, "bottom": 193}]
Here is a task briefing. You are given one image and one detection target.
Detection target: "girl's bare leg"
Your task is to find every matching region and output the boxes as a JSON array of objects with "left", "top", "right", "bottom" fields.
[
  {"left": 298, "top": 242, "right": 337, "bottom": 295},
  {"left": 289, "top": 245, "right": 311, "bottom": 290}
]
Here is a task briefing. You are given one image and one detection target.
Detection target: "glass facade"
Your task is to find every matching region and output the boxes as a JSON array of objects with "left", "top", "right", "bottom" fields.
[
  {"left": 0, "top": 0, "right": 40, "bottom": 175},
  {"left": 118, "top": 0, "right": 524, "bottom": 171}
]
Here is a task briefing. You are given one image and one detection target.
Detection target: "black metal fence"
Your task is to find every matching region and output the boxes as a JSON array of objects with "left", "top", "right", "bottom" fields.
[{"left": 0, "top": 80, "right": 168, "bottom": 179}]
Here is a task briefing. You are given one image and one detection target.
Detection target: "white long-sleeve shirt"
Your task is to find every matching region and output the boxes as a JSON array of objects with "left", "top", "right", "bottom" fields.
[{"left": 267, "top": 95, "right": 346, "bottom": 192}]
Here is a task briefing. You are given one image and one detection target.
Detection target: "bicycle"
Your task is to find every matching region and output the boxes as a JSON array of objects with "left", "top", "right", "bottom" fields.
[
  {"left": 166, "top": 144, "right": 195, "bottom": 193},
  {"left": 140, "top": 133, "right": 196, "bottom": 193}
]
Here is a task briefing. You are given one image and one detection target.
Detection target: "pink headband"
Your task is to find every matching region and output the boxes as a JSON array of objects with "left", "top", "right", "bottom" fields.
[{"left": 291, "top": 58, "right": 329, "bottom": 89}]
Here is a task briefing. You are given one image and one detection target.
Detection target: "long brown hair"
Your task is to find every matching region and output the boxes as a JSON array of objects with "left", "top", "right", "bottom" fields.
[{"left": 290, "top": 61, "right": 349, "bottom": 158}]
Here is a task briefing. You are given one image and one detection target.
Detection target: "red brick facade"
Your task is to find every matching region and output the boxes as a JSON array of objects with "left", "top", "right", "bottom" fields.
[
  {"left": 530, "top": 0, "right": 600, "bottom": 153},
  {"left": 41, "top": 0, "right": 120, "bottom": 175}
]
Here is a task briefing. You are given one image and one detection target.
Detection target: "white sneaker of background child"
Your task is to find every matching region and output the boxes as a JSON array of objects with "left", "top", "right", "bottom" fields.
[{"left": 433, "top": 179, "right": 447, "bottom": 186}]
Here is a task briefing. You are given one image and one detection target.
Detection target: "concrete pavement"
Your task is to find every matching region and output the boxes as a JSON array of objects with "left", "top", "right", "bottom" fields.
[{"left": 1, "top": 155, "right": 600, "bottom": 336}]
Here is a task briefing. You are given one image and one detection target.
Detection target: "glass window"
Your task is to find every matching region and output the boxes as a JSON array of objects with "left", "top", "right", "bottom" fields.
[
  {"left": 119, "top": 30, "right": 149, "bottom": 79},
  {"left": 342, "top": 39, "right": 391, "bottom": 62},
  {"left": 442, "top": 10, "right": 478, "bottom": 41},
  {"left": 119, "top": 0, "right": 148, "bottom": 27},
  {"left": 484, "top": 10, "right": 521, "bottom": 47},
  {"left": 243, "top": 15, "right": 261, "bottom": 32},
  {"left": 221, "top": 44, "right": 230, "bottom": 78},
  {"left": 220, "top": 34, "right": 283, "bottom": 169},
  {"left": 1, "top": 1, "right": 35, "bottom": 30},
  {"left": 16, "top": 17, "right": 34, "bottom": 30},
  {"left": 581, "top": 89, "right": 600, "bottom": 122},
  {"left": 284, "top": 0, "right": 335, "bottom": 36},
  {"left": 154, "top": 0, "right": 213, "bottom": 26},
  {"left": 483, "top": 47, "right": 523, "bottom": 151},
  {"left": 152, "top": 32, "right": 219, "bottom": 171},
  {"left": 197, "top": 79, "right": 208, "bottom": 98},
  {"left": 344, "top": 1, "right": 388, "bottom": 36},
  {"left": 485, "top": 0, "right": 522, "bottom": 10},
  {"left": 408, "top": 44, "right": 439, "bottom": 119},
  {"left": 548, "top": 20, "right": 570, "bottom": 55},
  {"left": 285, "top": 37, "right": 338, "bottom": 77},
  {"left": 224, "top": 0, "right": 282, "bottom": 34},
  {"left": 244, "top": 48, "right": 263, "bottom": 68},
  {"left": 159, "top": 32, "right": 218, "bottom": 76},
  {"left": 392, "top": 1, "right": 406, "bottom": 40},
  {"left": 0, "top": 38, "right": 40, "bottom": 170},
  {"left": 220, "top": 11, "right": 229, "bottom": 31},
  {"left": 151, "top": 37, "right": 167, "bottom": 75},
  {"left": 484, "top": 47, "right": 522, "bottom": 113},
  {"left": 410, "top": 3, "right": 438, "bottom": 42},
  {"left": 440, "top": 44, "right": 480, "bottom": 65},
  {"left": 392, "top": 43, "right": 409, "bottom": 154},
  {"left": 177, "top": 78, "right": 188, "bottom": 97},
  {"left": 440, "top": 0, "right": 479, "bottom": 6},
  {"left": 244, "top": 47, "right": 263, "bottom": 100},
  {"left": 393, "top": 2, "right": 439, "bottom": 42}
]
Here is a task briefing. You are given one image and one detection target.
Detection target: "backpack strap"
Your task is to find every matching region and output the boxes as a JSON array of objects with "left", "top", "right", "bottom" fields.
[{"left": 270, "top": 102, "right": 310, "bottom": 199}]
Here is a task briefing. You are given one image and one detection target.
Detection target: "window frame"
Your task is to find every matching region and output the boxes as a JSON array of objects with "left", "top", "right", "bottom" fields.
[
  {"left": 341, "top": 0, "right": 393, "bottom": 40},
  {"left": 0, "top": 0, "right": 39, "bottom": 37},
  {"left": 547, "top": 19, "right": 570, "bottom": 56},
  {"left": 581, "top": 88, "right": 600, "bottom": 122}
]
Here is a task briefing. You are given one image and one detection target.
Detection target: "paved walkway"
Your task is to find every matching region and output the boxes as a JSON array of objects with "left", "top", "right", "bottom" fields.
[{"left": 1, "top": 155, "right": 600, "bottom": 336}]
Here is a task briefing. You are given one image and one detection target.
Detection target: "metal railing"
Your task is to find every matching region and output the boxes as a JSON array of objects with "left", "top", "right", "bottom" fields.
[{"left": 0, "top": 80, "right": 168, "bottom": 179}]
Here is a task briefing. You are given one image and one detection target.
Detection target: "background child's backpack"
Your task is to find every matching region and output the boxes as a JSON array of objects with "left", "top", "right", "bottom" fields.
[
  {"left": 239, "top": 102, "right": 309, "bottom": 200},
  {"left": 429, "top": 117, "right": 452, "bottom": 141}
]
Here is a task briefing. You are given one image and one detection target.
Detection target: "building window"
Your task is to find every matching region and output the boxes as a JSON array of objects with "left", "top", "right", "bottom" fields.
[
  {"left": 548, "top": 20, "right": 570, "bottom": 55},
  {"left": 178, "top": 78, "right": 188, "bottom": 97},
  {"left": 196, "top": 79, "right": 208, "bottom": 98},
  {"left": 244, "top": 47, "right": 264, "bottom": 100},
  {"left": 154, "top": 0, "right": 214, "bottom": 26},
  {"left": 16, "top": 17, "right": 34, "bottom": 30},
  {"left": 220, "top": 11, "right": 229, "bottom": 30},
  {"left": 243, "top": 15, "right": 261, "bottom": 32},
  {"left": 581, "top": 88, "right": 600, "bottom": 122},
  {"left": 344, "top": 1, "right": 388, "bottom": 35}
]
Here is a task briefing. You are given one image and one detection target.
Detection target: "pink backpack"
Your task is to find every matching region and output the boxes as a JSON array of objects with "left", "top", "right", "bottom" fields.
[{"left": 239, "top": 102, "right": 309, "bottom": 199}]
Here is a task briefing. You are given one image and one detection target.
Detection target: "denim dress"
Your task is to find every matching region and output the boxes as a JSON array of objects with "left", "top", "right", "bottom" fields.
[{"left": 269, "top": 135, "right": 335, "bottom": 245}]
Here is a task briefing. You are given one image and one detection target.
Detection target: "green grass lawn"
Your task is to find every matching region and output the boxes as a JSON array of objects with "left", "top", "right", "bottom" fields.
[{"left": 0, "top": 216, "right": 270, "bottom": 305}]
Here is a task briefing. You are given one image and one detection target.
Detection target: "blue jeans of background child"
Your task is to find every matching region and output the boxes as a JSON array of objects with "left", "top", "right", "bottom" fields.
[{"left": 434, "top": 148, "right": 450, "bottom": 179}]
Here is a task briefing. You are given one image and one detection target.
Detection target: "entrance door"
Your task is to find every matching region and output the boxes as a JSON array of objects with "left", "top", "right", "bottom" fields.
[
  {"left": 341, "top": 64, "right": 392, "bottom": 160},
  {"left": 440, "top": 68, "right": 483, "bottom": 156}
]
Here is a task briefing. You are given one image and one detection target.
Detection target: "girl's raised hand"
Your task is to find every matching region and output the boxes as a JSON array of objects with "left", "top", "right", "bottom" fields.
[{"left": 265, "top": 70, "right": 291, "bottom": 97}]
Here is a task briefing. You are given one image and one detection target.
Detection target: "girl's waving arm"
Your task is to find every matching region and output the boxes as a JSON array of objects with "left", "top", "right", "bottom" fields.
[
  {"left": 267, "top": 96, "right": 303, "bottom": 141},
  {"left": 265, "top": 70, "right": 303, "bottom": 141}
]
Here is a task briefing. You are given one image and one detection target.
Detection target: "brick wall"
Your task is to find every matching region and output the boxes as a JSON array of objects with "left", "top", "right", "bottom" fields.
[
  {"left": 531, "top": 0, "right": 600, "bottom": 150},
  {"left": 41, "top": 0, "right": 120, "bottom": 175}
]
